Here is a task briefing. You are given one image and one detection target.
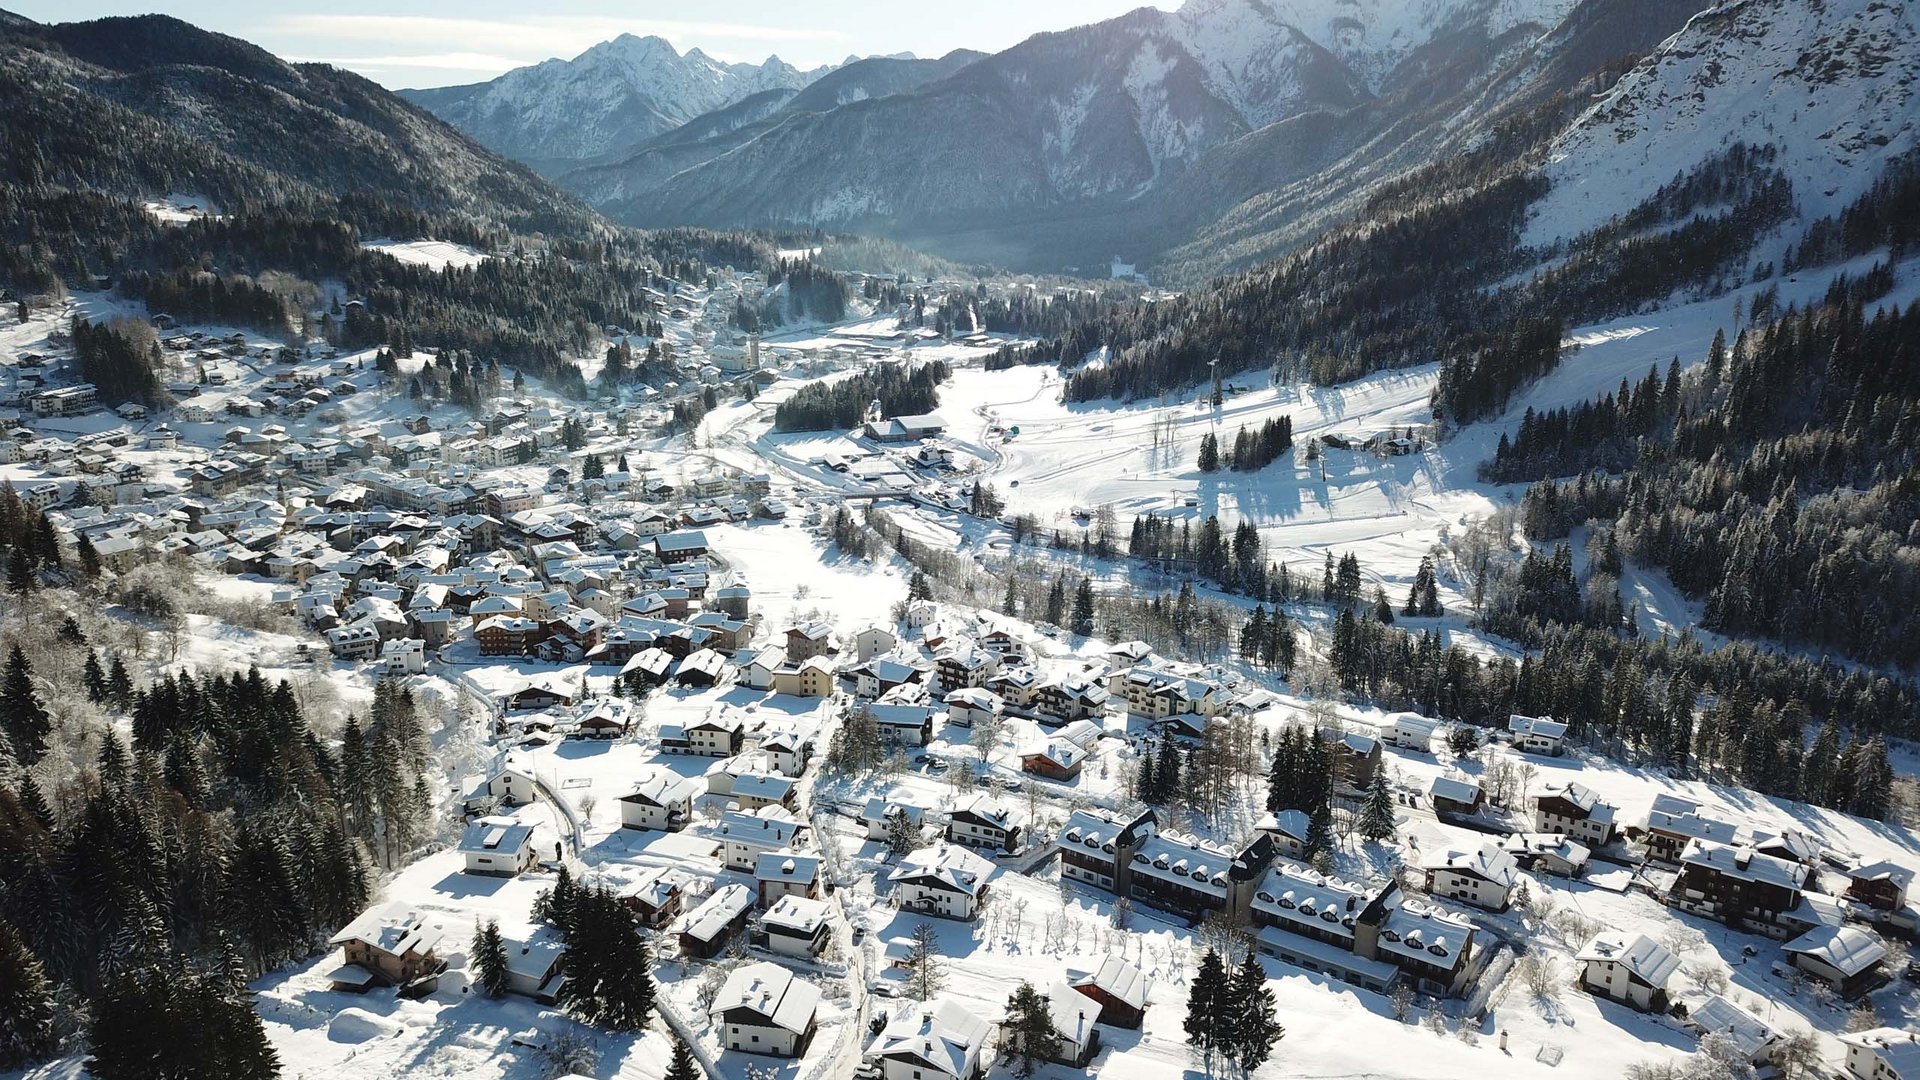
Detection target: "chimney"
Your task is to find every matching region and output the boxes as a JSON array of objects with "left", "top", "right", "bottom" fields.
[{"left": 1734, "top": 849, "right": 1752, "bottom": 870}]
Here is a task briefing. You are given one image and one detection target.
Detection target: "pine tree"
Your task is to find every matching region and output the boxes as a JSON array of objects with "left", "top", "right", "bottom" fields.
[
  {"left": 1223, "top": 949, "right": 1284, "bottom": 1078},
  {"left": 472, "top": 919, "right": 510, "bottom": 998},
  {"left": 6, "top": 544, "right": 34, "bottom": 593},
  {"left": 1006, "top": 982, "right": 1063, "bottom": 1076},
  {"left": 1359, "top": 769, "right": 1396, "bottom": 842},
  {"left": 663, "top": 1035, "right": 701, "bottom": 1080},
  {"left": 75, "top": 533, "right": 102, "bottom": 580},
  {"left": 885, "top": 807, "right": 920, "bottom": 855},
  {"left": 0, "top": 645, "right": 51, "bottom": 766},
  {"left": 88, "top": 965, "right": 281, "bottom": 1080},
  {"left": 1197, "top": 433, "right": 1220, "bottom": 473},
  {"left": 0, "top": 917, "right": 57, "bottom": 1070},
  {"left": 1071, "top": 577, "right": 1096, "bottom": 637},
  {"left": 1305, "top": 802, "right": 1334, "bottom": 859},
  {"left": 1186, "top": 948, "right": 1228, "bottom": 1072},
  {"left": 83, "top": 650, "right": 108, "bottom": 702},
  {"left": 557, "top": 886, "right": 654, "bottom": 1030}
]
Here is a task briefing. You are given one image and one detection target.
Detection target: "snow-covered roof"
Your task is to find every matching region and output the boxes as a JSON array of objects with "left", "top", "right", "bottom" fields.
[
  {"left": 761, "top": 893, "right": 832, "bottom": 934},
  {"left": 457, "top": 815, "right": 536, "bottom": 856},
  {"left": 1508, "top": 713, "right": 1567, "bottom": 740},
  {"left": 1646, "top": 796, "right": 1737, "bottom": 844},
  {"left": 1252, "top": 860, "right": 1377, "bottom": 941},
  {"left": 1680, "top": 839, "right": 1808, "bottom": 891},
  {"left": 1129, "top": 831, "right": 1239, "bottom": 897},
  {"left": 1690, "top": 995, "right": 1774, "bottom": 1059},
  {"left": 1056, "top": 807, "right": 1151, "bottom": 852},
  {"left": 1427, "top": 773, "right": 1482, "bottom": 804},
  {"left": 867, "top": 998, "right": 991, "bottom": 1078},
  {"left": 680, "top": 883, "right": 754, "bottom": 941},
  {"left": 1375, "top": 898, "right": 1471, "bottom": 966},
  {"left": 711, "top": 961, "right": 820, "bottom": 1034},
  {"left": 888, "top": 843, "right": 996, "bottom": 896},
  {"left": 1783, "top": 924, "right": 1888, "bottom": 976},
  {"left": 1841, "top": 1028, "right": 1920, "bottom": 1075},
  {"left": 1576, "top": 932, "right": 1679, "bottom": 988},
  {"left": 1849, "top": 860, "right": 1916, "bottom": 888},
  {"left": 1255, "top": 808, "right": 1311, "bottom": 841},
  {"left": 328, "top": 899, "right": 443, "bottom": 957},
  {"left": 718, "top": 806, "right": 803, "bottom": 848},
  {"left": 1420, "top": 843, "right": 1518, "bottom": 887},
  {"left": 1072, "top": 956, "right": 1148, "bottom": 1009},
  {"left": 1536, "top": 781, "right": 1614, "bottom": 821},
  {"left": 1043, "top": 980, "right": 1099, "bottom": 1049},
  {"left": 754, "top": 849, "right": 822, "bottom": 885},
  {"left": 619, "top": 765, "right": 700, "bottom": 807}
]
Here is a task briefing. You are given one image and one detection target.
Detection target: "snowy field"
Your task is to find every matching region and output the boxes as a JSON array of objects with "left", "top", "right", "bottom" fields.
[{"left": 362, "top": 239, "right": 491, "bottom": 270}]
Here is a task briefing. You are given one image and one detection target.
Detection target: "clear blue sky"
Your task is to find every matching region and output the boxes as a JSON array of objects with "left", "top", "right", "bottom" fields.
[{"left": 10, "top": 1, "right": 1177, "bottom": 88}]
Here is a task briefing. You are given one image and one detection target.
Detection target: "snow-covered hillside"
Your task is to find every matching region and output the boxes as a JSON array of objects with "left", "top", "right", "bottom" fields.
[{"left": 1525, "top": 0, "right": 1920, "bottom": 250}]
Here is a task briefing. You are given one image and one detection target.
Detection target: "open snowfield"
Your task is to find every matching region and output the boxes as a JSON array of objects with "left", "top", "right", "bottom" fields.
[{"left": 362, "top": 239, "right": 491, "bottom": 270}]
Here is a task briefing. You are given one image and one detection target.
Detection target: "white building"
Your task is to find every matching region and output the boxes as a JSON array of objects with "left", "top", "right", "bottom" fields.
[
  {"left": 866, "top": 998, "right": 993, "bottom": 1080},
  {"left": 1577, "top": 932, "right": 1679, "bottom": 1012},
  {"left": 457, "top": 816, "right": 540, "bottom": 876},
  {"left": 889, "top": 843, "right": 996, "bottom": 920},
  {"left": 717, "top": 806, "right": 807, "bottom": 872},
  {"left": 712, "top": 961, "right": 820, "bottom": 1058},
  {"left": 757, "top": 894, "right": 832, "bottom": 959},
  {"left": 1419, "top": 844, "right": 1519, "bottom": 911},
  {"left": 617, "top": 767, "right": 701, "bottom": 831},
  {"left": 1842, "top": 1027, "right": 1920, "bottom": 1080},
  {"left": 1507, "top": 713, "right": 1568, "bottom": 755},
  {"left": 1384, "top": 711, "right": 1442, "bottom": 751}
]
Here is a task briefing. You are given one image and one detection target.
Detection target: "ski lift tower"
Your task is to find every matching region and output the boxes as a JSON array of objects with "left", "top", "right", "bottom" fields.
[{"left": 1209, "top": 358, "right": 1224, "bottom": 409}]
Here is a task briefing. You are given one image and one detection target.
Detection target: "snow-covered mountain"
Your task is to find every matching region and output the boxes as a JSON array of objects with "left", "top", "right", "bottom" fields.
[
  {"left": 556, "top": 0, "right": 1593, "bottom": 273},
  {"left": 398, "top": 35, "right": 841, "bottom": 172},
  {"left": 1524, "top": 0, "right": 1919, "bottom": 250}
]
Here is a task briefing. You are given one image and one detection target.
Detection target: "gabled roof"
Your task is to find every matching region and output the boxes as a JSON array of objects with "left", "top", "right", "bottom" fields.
[
  {"left": 1783, "top": 924, "right": 1888, "bottom": 976},
  {"left": 1420, "top": 843, "right": 1518, "bottom": 888},
  {"left": 1508, "top": 713, "right": 1568, "bottom": 740},
  {"left": 328, "top": 899, "right": 444, "bottom": 957},
  {"left": 889, "top": 843, "right": 995, "bottom": 896},
  {"left": 457, "top": 815, "right": 535, "bottom": 856},
  {"left": 1072, "top": 956, "right": 1148, "bottom": 1009},
  {"left": 1576, "top": 932, "right": 1679, "bottom": 988},
  {"left": 619, "top": 766, "right": 701, "bottom": 807},
  {"left": 1689, "top": 995, "right": 1774, "bottom": 1059},
  {"left": 867, "top": 998, "right": 992, "bottom": 1078},
  {"left": 711, "top": 961, "right": 820, "bottom": 1034}
]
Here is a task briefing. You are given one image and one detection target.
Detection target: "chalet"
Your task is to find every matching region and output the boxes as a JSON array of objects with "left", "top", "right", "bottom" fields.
[
  {"left": 679, "top": 883, "right": 756, "bottom": 958},
  {"left": 653, "top": 530, "right": 709, "bottom": 564},
  {"left": 1032, "top": 675, "right": 1108, "bottom": 723},
  {"left": 1006, "top": 982, "right": 1099, "bottom": 1068},
  {"left": 854, "top": 625, "right": 898, "bottom": 662},
  {"left": 736, "top": 648, "right": 779, "bottom": 690},
  {"left": 326, "top": 900, "right": 446, "bottom": 992},
  {"left": 1427, "top": 773, "right": 1484, "bottom": 817},
  {"left": 865, "top": 998, "right": 991, "bottom": 1080},
  {"left": 890, "top": 843, "right": 996, "bottom": 921},
  {"left": 460, "top": 764, "right": 538, "bottom": 814},
  {"left": 1319, "top": 729, "right": 1382, "bottom": 789},
  {"left": 853, "top": 656, "right": 927, "bottom": 700},
  {"left": 1121, "top": 668, "right": 1218, "bottom": 721},
  {"left": 772, "top": 654, "right": 836, "bottom": 698},
  {"left": 476, "top": 616, "right": 549, "bottom": 657},
  {"left": 618, "top": 768, "right": 701, "bottom": 831},
  {"left": 1687, "top": 995, "right": 1782, "bottom": 1069},
  {"left": 1419, "top": 844, "right": 1519, "bottom": 911},
  {"left": 756, "top": 893, "right": 832, "bottom": 958},
  {"left": 501, "top": 677, "right": 574, "bottom": 713},
  {"left": 1069, "top": 957, "right": 1148, "bottom": 1029},
  {"left": 1254, "top": 808, "right": 1312, "bottom": 859},
  {"left": 946, "top": 793, "right": 1026, "bottom": 854},
  {"left": 1783, "top": 925, "right": 1888, "bottom": 998},
  {"left": 620, "top": 868, "right": 684, "bottom": 929},
  {"left": 458, "top": 816, "right": 541, "bottom": 876},
  {"left": 753, "top": 723, "right": 814, "bottom": 776},
  {"left": 712, "top": 961, "right": 821, "bottom": 1058},
  {"left": 684, "top": 709, "right": 747, "bottom": 757},
  {"left": 943, "top": 687, "right": 1001, "bottom": 728},
  {"left": 675, "top": 647, "right": 728, "bottom": 687},
  {"left": 786, "top": 621, "right": 834, "bottom": 660},
  {"left": 1749, "top": 828, "right": 1822, "bottom": 867},
  {"left": 985, "top": 666, "right": 1041, "bottom": 708},
  {"left": 862, "top": 413, "right": 945, "bottom": 443},
  {"left": 1847, "top": 861, "right": 1915, "bottom": 912},
  {"left": 731, "top": 771, "right": 799, "bottom": 813},
  {"left": 1840, "top": 1027, "right": 1920, "bottom": 1080},
  {"left": 868, "top": 702, "right": 937, "bottom": 747},
  {"left": 863, "top": 798, "right": 929, "bottom": 842},
  {"left": 1532, "top": 782, "right": 1618, "bottom": 847},
  {"left": 935, "top": 643, "right": 999, "bottom": 691},
  {"left": 1668, "top": 839, "right": 1823, "bottom": 938},
  {"left": 1640, "top": 794, "right": 1738, "bottom": 863},
  {"left": 326, "top": 623, "right": 380, "bottom": 660},
  {"left": 1507, "top": 713, "right": 1568, "bottom": 756},
  {"left": 1577, "top": 932, "right": 1678, "bottom": 1012},
  {"left": 717, "top": 806, "right": 808, "bottom": 872},
  {"left": 1502, "top": 833, "right": 1589, "bottom": 878},
  {"left": 1020, "top": 739, "right": 1085, "bottom": 781},
  {"left": 1384, "top": 711, "right": 1442, "bottom": 751},
  {"left": 501, "top": 928, "right": 567, "bottom": 1004}
]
